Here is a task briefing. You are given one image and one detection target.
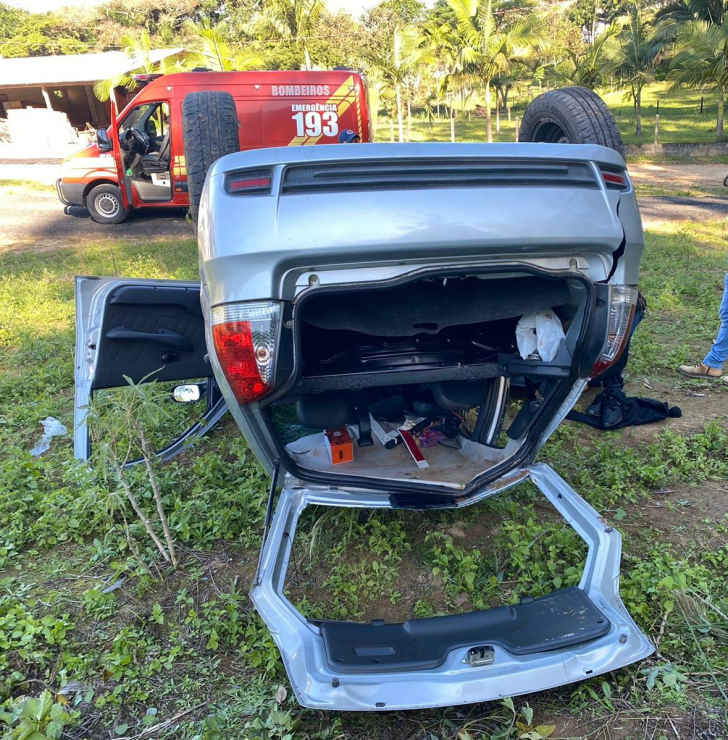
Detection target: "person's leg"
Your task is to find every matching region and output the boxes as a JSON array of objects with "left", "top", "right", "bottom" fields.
[
  {"left": 703, "top": 271, "right": 728, "bottom": 368},
  {"left": 678, "top": 272, "right": 728, "bottom": 378}
]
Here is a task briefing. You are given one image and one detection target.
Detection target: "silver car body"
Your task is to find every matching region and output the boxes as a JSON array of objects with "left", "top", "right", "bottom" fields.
[{"left": 75, "top": 142, "right": 652, "bottom": 710}]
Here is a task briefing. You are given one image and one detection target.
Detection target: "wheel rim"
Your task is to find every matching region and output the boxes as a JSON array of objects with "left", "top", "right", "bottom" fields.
[
  {"left": 530, "top": 120, "right": 571, "bottom": 144},
  {"left": 95, "top": 192, "right": 120, "bottom": 218}
]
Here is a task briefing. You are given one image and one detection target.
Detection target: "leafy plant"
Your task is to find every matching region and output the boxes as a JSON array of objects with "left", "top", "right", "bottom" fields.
[{"left": 0, "top": 691, "right": 75, "bottom": 740}]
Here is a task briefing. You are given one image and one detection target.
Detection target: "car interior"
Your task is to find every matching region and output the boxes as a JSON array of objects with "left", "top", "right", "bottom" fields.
[
  {"left": 265, "top": 271, "right": 593, "bottom": 492},
  {"left": 119, "top": 101, "right": 173, "bottom": 201}
]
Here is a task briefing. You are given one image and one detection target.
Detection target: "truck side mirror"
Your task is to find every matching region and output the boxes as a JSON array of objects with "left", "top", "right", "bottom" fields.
[{"left": 97, "top": 129, "right": 112, "bottom": 152}]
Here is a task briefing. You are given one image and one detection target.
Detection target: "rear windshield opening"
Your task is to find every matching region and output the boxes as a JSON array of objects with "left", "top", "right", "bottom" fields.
[
  {"left": 266, "top": 272, "right": 590, "bottom": 491},
  {"left": 284, "top": 482, "right": 589, "bottom": 624}
]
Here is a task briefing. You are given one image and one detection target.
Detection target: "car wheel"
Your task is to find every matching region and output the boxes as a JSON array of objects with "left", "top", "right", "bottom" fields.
[
  {"left": 86, "top": 183, "right": 129, "bottom": 224},
  {"left": 182, "top": 90, "right": 240, "bottom": 226},
  {"left": 519, "top": 87, "right": 624, "bottom": 156}
]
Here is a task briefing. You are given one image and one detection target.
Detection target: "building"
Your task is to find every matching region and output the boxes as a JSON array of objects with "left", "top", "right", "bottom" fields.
[{"left": 0, "top": 49, "right": 189, "bottom": 130}]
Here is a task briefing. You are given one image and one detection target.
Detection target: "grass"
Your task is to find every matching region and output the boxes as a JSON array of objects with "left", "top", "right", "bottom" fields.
[
  {"left": 378, "top": 81, "right": 728, "bottom": 153},
  {"left": 0, "top": 179, "right": 55, "bottom": 191},
  {"left": 1, "top": 224, "right": 728, "bottom": 738}
]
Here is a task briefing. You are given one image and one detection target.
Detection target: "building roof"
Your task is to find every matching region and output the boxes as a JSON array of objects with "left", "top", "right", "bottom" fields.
[{"left": 0, "top": 49, "right": 187, "bottom": 87}]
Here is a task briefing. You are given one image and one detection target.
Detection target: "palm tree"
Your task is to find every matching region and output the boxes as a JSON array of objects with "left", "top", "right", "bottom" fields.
[
  {"left": 605, "top": 7, "right": 663, "bottom": 135},
  {"left": 547, "top": 28, "right": 617, "bottom": 90},
  {"left": 93, "top": 30, "right": 187, "bottom": 103},
  {"left": 184, "top": 20, "right": 263, "bottom": 72},
  {"left": 447, "top": 0, "right": 543, "bottom": 142},
  {"left": 669, "top": 20, "right": 728, "bottom": 138},
  {"left": 363, "top": 25, "right": 432, "bottom": 142},
  {"left": 421, "top": 19, "right": 460, "bottom": 118},
  {"left": 655, "top": 0, "right": 726, "bottom": 28},
  {"left": 254, "top": 0, "right": 323, "bottom": 71}
]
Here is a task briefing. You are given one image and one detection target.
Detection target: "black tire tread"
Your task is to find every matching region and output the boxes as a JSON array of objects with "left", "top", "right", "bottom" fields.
[
  {"left": 182, "top": 91, "right": 239, "bottom": 224},
  {"left": 519, "top": 86, "right": 624, "bottom": 156}
]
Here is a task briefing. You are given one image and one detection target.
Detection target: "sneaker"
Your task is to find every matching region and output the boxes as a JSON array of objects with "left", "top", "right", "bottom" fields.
[{"left": 677, "top": 363, "right": 722, "bottom": 379}]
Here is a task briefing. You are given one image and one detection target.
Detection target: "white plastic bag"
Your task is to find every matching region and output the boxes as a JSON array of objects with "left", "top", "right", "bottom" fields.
[
  {"left": 30, "top": 417, "right": 68, "bottom": 456},
  {"left": 516, "top": 310, "right": 565, "bottom": 362}
]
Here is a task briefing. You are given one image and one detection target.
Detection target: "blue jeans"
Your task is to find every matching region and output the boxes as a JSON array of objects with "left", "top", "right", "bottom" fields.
[{"left": 703, "top": 271, "right": 728, "bottom": 368}]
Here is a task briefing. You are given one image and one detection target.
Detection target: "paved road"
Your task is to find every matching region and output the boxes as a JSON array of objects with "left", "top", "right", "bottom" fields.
[
  {"left": 0, "top": 180, "right": 190, "bottom": 251},
  {"left": 0, "top": 166, "right": 727, "bottom": 252},
  {"left": 638, "top": 195, "right": 728, "bottom": 226}
]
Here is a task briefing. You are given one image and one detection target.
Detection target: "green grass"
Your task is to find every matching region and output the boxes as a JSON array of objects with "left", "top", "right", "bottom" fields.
[
  {"left": 0, "top": 179, "right": 55, "bottom": 191},
  {"left": 1, "top": 226, "right": 727, "bottom": 738},
  {"left": 377, "top": 81, "right": 728, "bottom": 151}
]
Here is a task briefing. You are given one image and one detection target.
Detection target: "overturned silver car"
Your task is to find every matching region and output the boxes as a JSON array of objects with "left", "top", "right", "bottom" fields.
[{"left": 75, "top": 140, "right": 653, "bottom": 710}]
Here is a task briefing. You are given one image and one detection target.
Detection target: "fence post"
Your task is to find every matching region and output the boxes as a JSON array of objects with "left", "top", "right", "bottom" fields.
[
  {"left": 654, "top": 101, "right": 660, "bottom": 147},
  {"left": 700, "top": 96, "right": 704, "bottom": 114},
  {"left": 515, "top": 116, "right": 520, "bottom": 142},
  {"left": 496, "top": 99, "right": 501, "bottom": 136},
  {"left": 450, "top": 114, "right": 455, "bottom": 142}
]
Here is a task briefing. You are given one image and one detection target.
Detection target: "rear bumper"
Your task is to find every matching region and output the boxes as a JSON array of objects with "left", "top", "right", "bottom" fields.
[
  {"left": 250, "top": 463, "right": 653, "bottom": 711},
  {"left": 56, "top": 178, "right": 85, "bottom": 207}
]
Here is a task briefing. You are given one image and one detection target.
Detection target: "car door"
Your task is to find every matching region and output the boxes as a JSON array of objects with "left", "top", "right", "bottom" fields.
[{"left": 74, "top": 276, "right": 227, "bottom": 462}]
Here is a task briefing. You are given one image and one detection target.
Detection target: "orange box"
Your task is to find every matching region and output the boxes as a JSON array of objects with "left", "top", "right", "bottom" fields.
[{"left": 324, "top": 427, "right": 354, "bottom": 465}]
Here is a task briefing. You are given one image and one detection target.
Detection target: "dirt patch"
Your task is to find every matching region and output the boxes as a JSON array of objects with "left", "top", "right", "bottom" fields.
[
  {"left": 630, "top": 162, "right": 728, "bottom": 193},
  {"left": 624, "top": 479, "right": 728, "bottom": 551},
  {"left": 574, "top": 376, "right": 728, "bottom": 447}
]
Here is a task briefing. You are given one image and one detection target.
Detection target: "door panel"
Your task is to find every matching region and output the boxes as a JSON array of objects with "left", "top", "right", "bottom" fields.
[
  {"left": 92, "top": 283, "right": 208, "bottom": 389},
  {"left": 75, "top": 277, "right": 226, "bottom": 461}
]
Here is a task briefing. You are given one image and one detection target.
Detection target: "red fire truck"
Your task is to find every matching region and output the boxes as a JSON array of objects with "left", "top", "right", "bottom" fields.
[{"left": 56, "top": 69, "right": 371, "bottom": 224}]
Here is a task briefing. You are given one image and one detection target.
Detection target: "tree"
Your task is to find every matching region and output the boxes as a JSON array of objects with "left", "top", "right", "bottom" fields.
[
  {"left": 605, "top": 7, "right": 662, "bottom": 135},
  {"left": 655, "top": 0, "right": 726, "bottom": 29},
  {"left": 669, "top": 20, "right": 728, "bottom": 138},
  {"left": 0, "top": 7, "right": 93, "bottom": 57},
  {"left": 363, "top": 25, "right": 432, "bottom": 141},
  {"left": 0, "top": 2, "right": 28, "bottom": 39},
  {"left": 184, "top": 19, "right": 263, "bottom": 71},
  {"left": 93, "top": 30, "right": 189, "bottom": 102},
  {"left": 547, "top": 27, "right": 616, "bottom": 89},
  {"left": 447, "top": 0, "right": 543, "bottom": 141},
  {"left": 420, "top": 18, "right": 460, "bottom": 116},
  {"left": 568, "top": 0, "right": 628, "bottom": 44},
  {"left": 253, "top": 0, "right": 324, "bottom": 70},
  {"left": 99, "top": 0, "right": 198, "bottom": 40}
]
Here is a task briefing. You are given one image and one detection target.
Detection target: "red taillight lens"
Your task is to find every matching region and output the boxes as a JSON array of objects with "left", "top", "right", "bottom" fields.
[
  {"left": 225, "top": 169, "right": 272, "bottom": 195},
  {"left": 600, "top": 167, "right": 629, "bottom": 191},
  {"left": 591, "top": 286, "right": 638, "bottom": 377},
  {"left": 211, "top": 302, "right": 281, "bottom": 404}
]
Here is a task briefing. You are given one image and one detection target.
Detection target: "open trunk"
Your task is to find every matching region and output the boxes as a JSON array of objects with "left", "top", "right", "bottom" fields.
[{"left": 264, "top": 270, "right": 594, "bottom": 493}]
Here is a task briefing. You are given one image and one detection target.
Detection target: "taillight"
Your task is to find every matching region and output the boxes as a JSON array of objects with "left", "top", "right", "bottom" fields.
[
  {"left": 599, "top": 166, "right": 629, "bottom": 191},
  {"left": 211, "top": 302, "right": 281, "bottom": 404},
  {"left": 591, "top": 286, "right": 638, "bottom": 377},
  {"left": 225, "top": 169, "right": 272, "bottom": 195}
]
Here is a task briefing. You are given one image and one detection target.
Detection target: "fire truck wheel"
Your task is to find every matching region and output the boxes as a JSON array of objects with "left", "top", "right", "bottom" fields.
[
  {"left": 86, "top": 183, "right": 129, "bottom": 224},
  {"left": 182, "top": 90, "right": 240, "bottom": 226},
  {"left": 519, "top": 87, "right": 624, "bottom": 156}
]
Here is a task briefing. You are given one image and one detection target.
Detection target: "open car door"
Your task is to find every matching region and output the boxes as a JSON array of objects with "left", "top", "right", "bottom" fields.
[{"left": 74, "top": 276, "right": 227, "bottom": 462}]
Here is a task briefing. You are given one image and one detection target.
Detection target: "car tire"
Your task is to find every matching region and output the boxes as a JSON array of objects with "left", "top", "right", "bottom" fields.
[
  {"left": 86, "top": 183, "right": 129, "bottom": 224},
  {"left": 182, "top": 90, "right": 240, "bottom": 226},
  {"left": 519, "top": 87, "right": 624, "bottom": 156}
]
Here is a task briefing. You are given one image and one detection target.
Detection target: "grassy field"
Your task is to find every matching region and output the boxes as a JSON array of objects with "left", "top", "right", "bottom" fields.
[
  {"left": 378, "top": 82, "right": 727, "bottom": 149},
  {"left": 1, "top": 222, "right": 727, "bottom": 739}
]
